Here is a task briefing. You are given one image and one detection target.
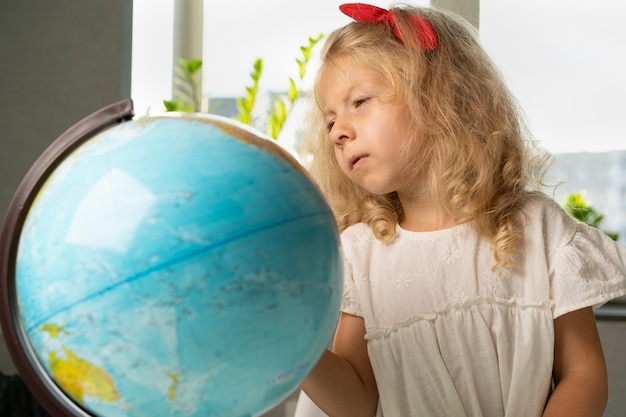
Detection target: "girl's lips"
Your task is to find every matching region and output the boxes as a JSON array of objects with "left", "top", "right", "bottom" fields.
[{"left": 350, "top": 154, "right": 368, "bottom": 170}]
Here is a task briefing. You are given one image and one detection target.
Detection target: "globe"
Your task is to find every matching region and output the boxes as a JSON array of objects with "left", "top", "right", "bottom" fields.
[{"left": 0, "top": 99, "right": 342, "bottom": 417}]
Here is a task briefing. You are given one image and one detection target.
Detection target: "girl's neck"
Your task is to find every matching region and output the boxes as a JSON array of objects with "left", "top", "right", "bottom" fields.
[{"left": 398, "top": 192, "right": 459, "bottom": 232}]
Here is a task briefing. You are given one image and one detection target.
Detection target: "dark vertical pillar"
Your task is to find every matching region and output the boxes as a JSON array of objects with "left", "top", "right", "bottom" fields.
[{"left": 0, "top": 0, "right": 133, "bottom": 374}]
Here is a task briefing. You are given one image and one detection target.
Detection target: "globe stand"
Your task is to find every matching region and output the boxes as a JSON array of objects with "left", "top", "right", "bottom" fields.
[{"left": 0, "top": 99, "right": 135, "bottom": 417}]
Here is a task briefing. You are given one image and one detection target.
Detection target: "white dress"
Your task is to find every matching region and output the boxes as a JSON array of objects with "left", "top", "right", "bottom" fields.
[{"left": 339, "top": 193, "right": 626, "bottom": 417}]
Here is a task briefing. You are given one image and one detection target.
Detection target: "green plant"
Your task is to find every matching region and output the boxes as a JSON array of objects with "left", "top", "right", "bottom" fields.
[
  {"left": 163, "top": 58, "right": 203, "bottom": 112},
  {"left": 563, "top": 192, "right": 618, "bottom": 241},
  {"left": 235, "top": 58, "right": 263, "bottom": 126},
  {"left": 266, "top": 33, "right": 323, "bottom": 139},
  {"left": 163, "top": 33, "right": 324, "bottom": 140}
]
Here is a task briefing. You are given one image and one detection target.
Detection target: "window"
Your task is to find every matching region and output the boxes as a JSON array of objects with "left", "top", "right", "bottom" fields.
[
  {"left": 481, "top": 0, "right": 626, "bottom": 241},
  {"left": 131, "top": 0, "right": 626, "bottom": 240}
]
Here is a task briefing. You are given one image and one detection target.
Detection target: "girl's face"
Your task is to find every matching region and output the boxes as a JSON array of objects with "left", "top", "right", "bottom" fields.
[{"left": 318, "top": 58, "right": 415, "bottom": 196}]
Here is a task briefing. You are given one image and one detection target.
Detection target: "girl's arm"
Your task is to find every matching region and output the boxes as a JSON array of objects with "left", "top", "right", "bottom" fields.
[
  {"left": 301, "top": 312, "right": 378, "bottom": 417},
  {"left": 542, "top": 306, "right": 608, "bottom": 417}
]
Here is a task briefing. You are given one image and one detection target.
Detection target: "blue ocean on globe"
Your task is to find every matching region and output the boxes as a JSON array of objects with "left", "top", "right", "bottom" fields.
[{"left": 14, "top": 114, "right": 342, "bottom": 417}]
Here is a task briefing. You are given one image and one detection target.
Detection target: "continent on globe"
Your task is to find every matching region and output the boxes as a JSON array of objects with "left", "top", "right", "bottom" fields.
[
  {"left": 166, "top": 371, "right": 180, "bottom": 401},
  {"left": 43, "top": 324, "right": 120, "bottom": 405}
]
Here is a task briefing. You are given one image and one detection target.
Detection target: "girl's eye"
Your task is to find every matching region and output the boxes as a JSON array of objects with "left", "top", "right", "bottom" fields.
[
  {"left": 326, "top": 120, "right": 335, "bottom": 132},
  {"left": 354, "top": 97, "right": 368, "bottom": 107}
]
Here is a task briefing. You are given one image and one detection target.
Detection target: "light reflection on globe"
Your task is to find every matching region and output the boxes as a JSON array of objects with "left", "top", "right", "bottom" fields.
[{"left": 0, "top": 100, "right": 342, "bottom": 417}]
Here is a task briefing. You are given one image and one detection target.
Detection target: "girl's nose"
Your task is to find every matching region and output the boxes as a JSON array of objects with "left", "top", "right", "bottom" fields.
[{"left": 329, "top": 118, "right": 353, "bottom": 146}]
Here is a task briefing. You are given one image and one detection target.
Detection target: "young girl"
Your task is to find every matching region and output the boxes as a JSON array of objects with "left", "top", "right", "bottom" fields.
[{"left": 297, "top": 3, "right": 626, "bottom": 417}]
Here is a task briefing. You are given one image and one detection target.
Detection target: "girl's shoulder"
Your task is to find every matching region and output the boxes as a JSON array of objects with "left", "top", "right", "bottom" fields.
[
  {"left": 340, "top": 223, "right": 373, "bottom": 245},
  {"left": 519, "top": 191, "right": 571, "bottom": 218},
  {"left": 522, "top": 192, "right": 626, "bottom": 316},
  {"left": 518, "top": 192, "right": 579, "bottom": 245}
]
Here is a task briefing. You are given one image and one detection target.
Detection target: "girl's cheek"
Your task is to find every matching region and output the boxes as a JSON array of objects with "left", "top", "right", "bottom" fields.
[{"left": 334, "top": 151, "right": 349, "bottom": 175}]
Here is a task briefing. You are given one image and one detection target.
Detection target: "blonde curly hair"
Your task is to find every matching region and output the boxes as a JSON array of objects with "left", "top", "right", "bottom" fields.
[{"left": 299, "top": 4, "right": 551, "bottom": 270}]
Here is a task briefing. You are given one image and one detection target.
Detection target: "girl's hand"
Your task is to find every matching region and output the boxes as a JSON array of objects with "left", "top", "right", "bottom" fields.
[{"left": 301, "top": 312, "right": 378, "bottom": 417}]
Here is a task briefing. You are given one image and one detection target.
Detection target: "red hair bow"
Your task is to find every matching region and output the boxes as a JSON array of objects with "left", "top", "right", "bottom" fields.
[{"left": 339, "top": 3, "right": 437, "bottom": 51}]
